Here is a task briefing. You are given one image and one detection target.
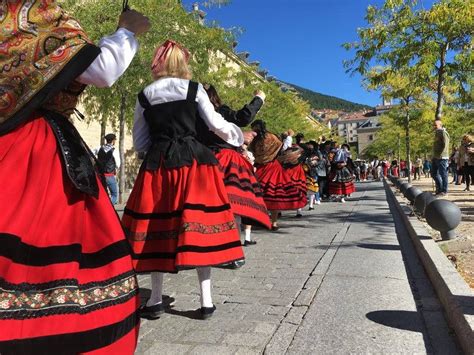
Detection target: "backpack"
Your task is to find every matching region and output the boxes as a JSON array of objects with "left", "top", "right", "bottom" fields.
[{"left": 97, "top": 146, "right": 116, "bottom": 174}]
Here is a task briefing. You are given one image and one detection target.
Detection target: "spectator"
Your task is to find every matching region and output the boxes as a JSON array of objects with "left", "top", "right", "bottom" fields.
[
  {"left": 431, "top": 119, "right": 450, "bottom": 195},
  {"left": 449, "top": 147, "right": 459, "bottom": 184},
  {"left": 360, "top": 161, "right": 368, "bottom": 181},
  {"left": 399, "top": 160, "right": 406, "bottom": 178},
  {"left": 459, "top": 134, "right": 474, "bottom": 191},
  {"left": 423, "top": 159, "right": 431, "bottom": 178},
  {"left": 391, "top": 160, "right": 399, "bottom": 177},
  {"left": 97, "top": 133, "right": 121, "bottom": 204},
  {"left": 414, "top": 156, "right": 422, "bottom": 180}
]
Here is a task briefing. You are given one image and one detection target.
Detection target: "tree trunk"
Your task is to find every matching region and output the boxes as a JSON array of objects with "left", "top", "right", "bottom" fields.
[
  {"left": 100, "top": 117, "right": 107, "bottom": 147},
  {"left": 405, "top": 110, "right": 411, "bottom": 183},
  {"left": 118, "top": 93, "right": 126, "bottom": 204},
  {"left": 435, "top": 43, "right": 448, "bottom": 120},
  {"left": 397, "top": 134, "right": 401, "bottom": 163}
]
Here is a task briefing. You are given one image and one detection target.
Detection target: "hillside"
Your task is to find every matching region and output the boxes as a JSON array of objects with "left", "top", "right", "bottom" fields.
[{"left": 286, "top": 82, "right": 372, "bottom": 112}]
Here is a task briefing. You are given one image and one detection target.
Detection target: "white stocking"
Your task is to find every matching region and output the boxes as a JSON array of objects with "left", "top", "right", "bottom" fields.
[
  {"left": 244, "top": 225, "right": 252, "bottom": 242},
  {"left": 146, "top": 272, "right": 164, "bottom": 307},
  {"left": 235, "top": 215, "right": 242, "bottom": 242},
  {"left": 196, "top": 267, "right": 213, "bottom": 308},
  {"left": 309, "top": 194, "right": 315, "bottom": 208}
]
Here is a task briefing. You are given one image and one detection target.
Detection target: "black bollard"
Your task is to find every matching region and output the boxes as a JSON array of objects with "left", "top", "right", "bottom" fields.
[
  {"left": 414, "top": 191, "right": 436, "bottom": 216},
  {"left": 395, "top": 179, "right": 403, "bottom": 188},
  {"left": 425, "top": 199, "right": 462, "bottom": 240},
  {"left": 399, "top": 182, "right": 411, "bottom": 194},
  {"left": 404, "top": 186, "right": 423, "bottom": 204}
]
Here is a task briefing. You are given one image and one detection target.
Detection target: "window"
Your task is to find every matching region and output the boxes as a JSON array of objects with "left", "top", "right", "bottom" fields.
[{"left": 369, "top": 135, "right": 374, "bottom": 141}]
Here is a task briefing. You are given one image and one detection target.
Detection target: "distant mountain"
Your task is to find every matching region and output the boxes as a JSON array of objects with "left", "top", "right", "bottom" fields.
[{"left": 285, "top": 82, "right": 372, "bottom": 112}]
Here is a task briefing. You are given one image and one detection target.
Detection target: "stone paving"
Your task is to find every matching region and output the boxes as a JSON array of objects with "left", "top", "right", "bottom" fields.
[{"left": 132, "top": 182, "right": 460, "bottom": 354}]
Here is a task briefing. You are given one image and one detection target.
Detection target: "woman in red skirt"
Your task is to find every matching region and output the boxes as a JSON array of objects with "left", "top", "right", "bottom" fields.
[
  {"left": 0, "top": 2, "right": 150, "bottom": 354},
  {"left": 201, "top": 85, "right": 271, "bottom": 250},
  {"left": 122, "top": 41, "right": 245, "bottom": 320},
  {"left": 279, "top": 134, "right": 308, "bottom": 218},
  {"left": 248, "top": 120, "right": 307, "bottom": 230},
  {"left": 329, "top": 144, "right": 356, "bottom": 203}
]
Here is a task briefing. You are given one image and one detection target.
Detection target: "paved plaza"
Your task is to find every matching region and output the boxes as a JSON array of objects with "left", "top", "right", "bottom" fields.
[{"left": 132, "top": 182, "right": 460, "bottom": 354}]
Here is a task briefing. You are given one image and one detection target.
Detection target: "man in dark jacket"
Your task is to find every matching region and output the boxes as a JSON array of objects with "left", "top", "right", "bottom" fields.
[{"left": 97, "top": 133, "right": 120, "bottom": 204}]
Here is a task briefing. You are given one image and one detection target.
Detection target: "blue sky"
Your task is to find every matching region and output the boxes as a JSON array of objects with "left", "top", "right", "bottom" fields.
[{"left": 183, "top": 0, "right": 436, "bottom": 107}]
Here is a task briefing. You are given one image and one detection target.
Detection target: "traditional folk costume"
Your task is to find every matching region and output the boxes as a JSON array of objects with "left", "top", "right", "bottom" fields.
[
  {"left": 303, "top": 155, "right": 321, "bottom": 209},
  {"left": 328, "top": 148, "right": 356, "bottom": 197},
  {"left": 198, "top": 95, "right": 271, "bottom": 229},
  {"left": 249, "top": 133, "right": 307, "bottom": 211},
  {"left": 122, "top": 78, "right": 245, "bottom": 273},
  {"left": 0, "top": 2, "right": 140, "bottom": 353},
  {"left": 278, "top": 145, "right": 308, "bottom": 196}
]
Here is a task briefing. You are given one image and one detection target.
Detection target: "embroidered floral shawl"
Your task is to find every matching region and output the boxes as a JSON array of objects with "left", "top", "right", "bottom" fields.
[{"left": 0, "top": 0, "right": 100, "bottom": 134}]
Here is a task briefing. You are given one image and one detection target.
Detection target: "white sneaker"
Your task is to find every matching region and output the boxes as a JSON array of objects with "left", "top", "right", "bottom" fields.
[
  {"left": 316, "top": 200, "right": 321, "bottom": 205},
  {"left": 340, "top": 197, "right": 346, "bottom": 203}
]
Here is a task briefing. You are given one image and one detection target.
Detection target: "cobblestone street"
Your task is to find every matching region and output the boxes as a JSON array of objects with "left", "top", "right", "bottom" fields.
[{"left": 133, "top": 182, "right": 459, "bottom": 354}]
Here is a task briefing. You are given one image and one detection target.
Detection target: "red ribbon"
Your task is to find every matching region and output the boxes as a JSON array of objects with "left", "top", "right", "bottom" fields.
[{"left": 151, "top": 40, "right": 190, "bottom": 74}]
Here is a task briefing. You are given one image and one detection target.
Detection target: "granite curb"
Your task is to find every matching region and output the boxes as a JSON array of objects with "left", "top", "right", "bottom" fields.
[{"left": 383, "top": 179, "right": 474, "bottom": 355}]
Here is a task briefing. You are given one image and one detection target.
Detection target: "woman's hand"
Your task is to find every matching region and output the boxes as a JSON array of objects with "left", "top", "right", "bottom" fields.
[{"left": 243, "top": 131, "right": 257, "bottom": 145}]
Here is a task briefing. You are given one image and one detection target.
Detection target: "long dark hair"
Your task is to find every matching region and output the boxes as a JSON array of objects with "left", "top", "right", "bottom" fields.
[
  {"left": 251, "top": 119, "right": 267, "bottom": 138},
  {"left": 203, "top": 84, "right": 222, "bottom": 110}
]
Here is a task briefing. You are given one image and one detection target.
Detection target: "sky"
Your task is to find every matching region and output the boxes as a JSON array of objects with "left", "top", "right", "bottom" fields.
[{"left": 182, "top": 0, "right": 436, "bottom": 107}]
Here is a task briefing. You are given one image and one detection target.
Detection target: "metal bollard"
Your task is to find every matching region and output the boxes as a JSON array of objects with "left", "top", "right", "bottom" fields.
[
  {"left": 414, "top": 191, "right": 436, "bottom": 216},
  {"left": 425, "top": 199, "right": 462, "bottom": 240},
  {"left": 399, "top": 182, "right": 411, "bottom": 194},
  {"left": 404, "top": 186, "right": 423, "bottom": 204}
]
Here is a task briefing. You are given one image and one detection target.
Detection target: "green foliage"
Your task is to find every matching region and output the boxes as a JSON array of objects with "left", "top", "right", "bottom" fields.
[
  {"left": 284, "top": 83, "right": 372, "bottom": 112},
  {"left": 364, "top": 103, "right": 474, "bottom": 160},
  {"left": 344, "top": 0, "right": 473, "bottom": 119},
  {"left": 63, "top": 0, "right": 321, "bottom": 139},
  {"left": 344, "top": 0, "right": 472, "bottom": 170}
]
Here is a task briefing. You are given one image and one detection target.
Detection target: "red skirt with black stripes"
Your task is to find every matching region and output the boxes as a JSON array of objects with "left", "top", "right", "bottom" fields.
[
  {"left": 284, "top": 164, "right": 308, "bottom": 196},
  {"left": 122, "top": 160, "right": 244, "bottom": 273},
  {"left": 255, "top": 160, "right": 307, "bottom": 211},
  {"left": 0, "top": 116, "right": 139, "bottom": 354},
  {"left": 216, "top": 149, "right": 271, "bottom": 229}
]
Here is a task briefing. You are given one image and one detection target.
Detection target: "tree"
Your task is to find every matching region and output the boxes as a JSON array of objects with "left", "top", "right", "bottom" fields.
[
  {"left": 344, "top": 0, "right": 473, "bottom": 121},
  {"left": 66, "top": 0, "right": 319, "bottom": 199}
]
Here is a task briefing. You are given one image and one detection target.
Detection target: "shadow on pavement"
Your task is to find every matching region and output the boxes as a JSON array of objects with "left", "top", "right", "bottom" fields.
[
  {"left": 366, "top": 310, "right": 424, "bottom": 332},
  {"left": 165, "top": 307, "right": 203, "bottom": 320},
  {"left": 357, "top": 243, "right": 401, "bottom": 251}
]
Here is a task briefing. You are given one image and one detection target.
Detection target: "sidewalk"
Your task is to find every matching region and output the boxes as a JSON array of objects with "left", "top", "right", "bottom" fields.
[
  {"left": 133, "top": 182, "right": 460, "bottom": 354},
  {"left": 409, "top": 177, "right": 473, "bottom": 288}
]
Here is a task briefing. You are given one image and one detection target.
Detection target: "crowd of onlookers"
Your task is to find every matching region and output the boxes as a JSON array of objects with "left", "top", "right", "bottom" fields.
[
  {"left": 449, "top": 134, "right": 474, "bottom": 191},
  {"left": 356, "top": 119, "right": 473, "bottom": 196}
]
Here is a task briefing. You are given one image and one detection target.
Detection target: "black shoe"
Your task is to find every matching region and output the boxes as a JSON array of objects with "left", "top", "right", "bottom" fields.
[
  {"left": 232, "top": 260, "right": 245, "bottom": 268},
  {"left": 295, "top": 213, "right": 303, "bottom": 218},
  {"left": 308, "top": 207, "right": 314, "bottom": 211},
  {"left": 271, "top": 225, "right": 280, "bottom": 231},
  {"left": 200, "top": 305, "right": 216, "bottom": 320},
  {"left": 140, "top": 302, "right": 165, "bottom": 319},
  {"left": 243, "top": 240, "right": 257, "bottom": 246}
]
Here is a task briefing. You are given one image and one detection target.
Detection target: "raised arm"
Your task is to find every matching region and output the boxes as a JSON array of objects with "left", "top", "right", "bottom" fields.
[
  {"left": 77, "top": 10, "right": 150, "bottom": 87},
  {"left": 196, "top": 84, "right": 243, "bottom": 147},
  {"left": 218, "top": 95, "right": 264, "bottom": 127}
]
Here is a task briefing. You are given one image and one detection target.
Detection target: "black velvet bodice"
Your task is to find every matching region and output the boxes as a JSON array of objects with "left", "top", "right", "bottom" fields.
[{"left": 137, "top": 81, "right": 217, "bottom": 169}]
